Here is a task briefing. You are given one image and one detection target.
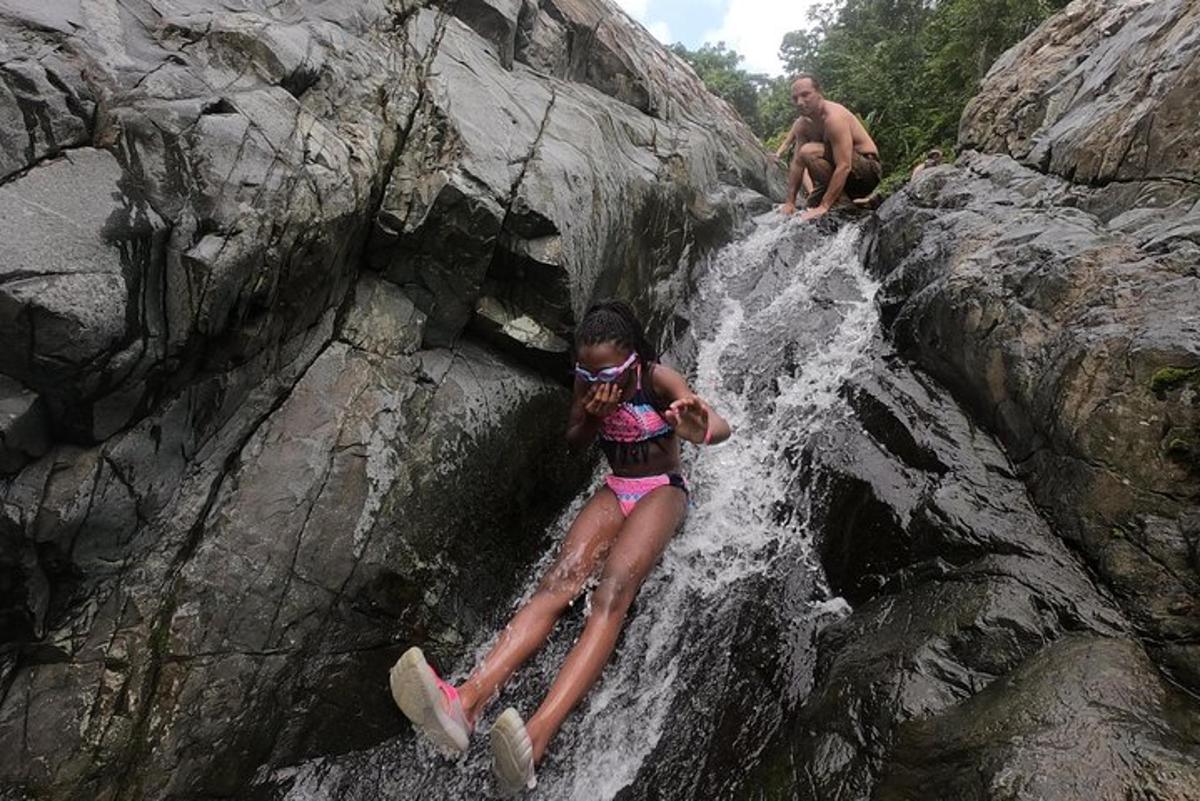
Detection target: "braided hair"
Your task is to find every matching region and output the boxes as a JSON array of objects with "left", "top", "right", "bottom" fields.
[{"left": 575, "top": 299, "right": 657, "bottom": 364}]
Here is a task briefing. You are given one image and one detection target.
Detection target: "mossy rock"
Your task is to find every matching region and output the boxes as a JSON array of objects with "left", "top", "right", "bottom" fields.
[{"left": 1149, "top": 366, "right": 1200, "bottom": 394}]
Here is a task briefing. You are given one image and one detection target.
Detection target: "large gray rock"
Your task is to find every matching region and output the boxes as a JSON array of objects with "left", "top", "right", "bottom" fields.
[
  {"left": 735, "top": 344, "right": 1184, "bottom": 801},
  {"left": 877, "top": 636, "right": 1200, "bottom": 801},
  {"left": 368, "top": 4, "right": 776, "bottom": 350},
  {"left": 872, "top": 152, "right": 1200, "bottom": 691},
  {"left": 961, "top": 0, "right": 1200, "bottom": 190},
  {"left": 0, "top": 0, "right": 778, "bottom": 798},
  {"left": 867, "top": 0, "right": 1200, "bottom": 702},
  {"left": 850, "top": 2, "right": 1200, "bottom": 795},
  {"left": 0, "top": 39, "right": 94, "bottom": 181},
  {"left": 0, "top": 376, "right": 47, "bottom": 473}
]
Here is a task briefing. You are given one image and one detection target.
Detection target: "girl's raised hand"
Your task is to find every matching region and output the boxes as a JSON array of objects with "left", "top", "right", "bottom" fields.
[
  {"left": 665, "top": 395, "right": 710, "bottom": 444},
  {"left": 584, "top": 382, "right": 622, "bottom": 418}
]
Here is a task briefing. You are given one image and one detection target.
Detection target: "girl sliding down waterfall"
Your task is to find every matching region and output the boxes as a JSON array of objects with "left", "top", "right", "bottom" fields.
[{"left": 389, "top": 299, "right": 731, "bottom": 796}]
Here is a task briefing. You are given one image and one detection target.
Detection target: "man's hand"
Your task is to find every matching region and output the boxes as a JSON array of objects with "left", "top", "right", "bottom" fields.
[
  {"left": 780, "top": 202, "right": 797, "bottom": 215},
  {"left": 584, "top": 382, "right": 622, "bottom": 418},
  {"left": 800, "top": 206, "right": 828, "bottom": 221},
  {"left": 665, "top": 396, "right": 710, "bottom": 444}
]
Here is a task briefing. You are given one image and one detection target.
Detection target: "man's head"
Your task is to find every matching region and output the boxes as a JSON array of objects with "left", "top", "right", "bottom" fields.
[
  {"left": 926, "top": 148, "right": 944, "bottom": 166},
  {"left": 791, "top": 75, "right": 823, "bottom": 116}
]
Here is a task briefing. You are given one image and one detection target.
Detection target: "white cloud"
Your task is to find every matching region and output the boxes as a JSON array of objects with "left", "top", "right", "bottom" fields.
[
  {"left": 612, "top": 0, "right": 650, "bottom": 19},
  {"left": 646, "top": 20, "right": 673, "bottom": 43},
  {"left": 611, "top": 0, "right": 673, "bottom": 45},
  {"left": 704, "top": 0, "right": 823, "bottom": 75}
]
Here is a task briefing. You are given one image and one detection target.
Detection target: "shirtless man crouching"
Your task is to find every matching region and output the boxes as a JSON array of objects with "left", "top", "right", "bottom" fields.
[{"left": 777, "top": 74, "right": 882, "bottom": 221}]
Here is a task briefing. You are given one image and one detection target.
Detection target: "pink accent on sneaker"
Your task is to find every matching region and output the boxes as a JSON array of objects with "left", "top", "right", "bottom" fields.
[{"left": 429, "top": 671, "right": 470, "bottom": 733}]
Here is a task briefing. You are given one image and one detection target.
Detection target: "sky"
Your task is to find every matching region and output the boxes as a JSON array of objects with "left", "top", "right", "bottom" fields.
[{"left": 612, "top": 0, "right": 823, "bottom": 75}]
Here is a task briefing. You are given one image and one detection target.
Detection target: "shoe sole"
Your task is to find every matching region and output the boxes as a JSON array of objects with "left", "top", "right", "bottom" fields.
[
  {"left": 491, "top": 707, "right": 536, "bottom": 796},
  {"left": 389, "top": 647, "right": 469, "bottom": 753}
]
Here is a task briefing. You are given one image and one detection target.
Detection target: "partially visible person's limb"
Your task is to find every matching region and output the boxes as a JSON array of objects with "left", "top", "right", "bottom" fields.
[
  {"left": 852, "top": 192, "right": 883, "bottom": 210},
  {"left": 774, "top": 124, "right": 796, "bottom": 161},
  {"left": 457, "top": 487, "right": 625, "bottom": 723},
  {"left": 781, "top": 119, "right": 817, "bottom": 215},
  {"left": 780, "top": 120, "right": 804, "bottom": 214},
  {"left": 523, "top": 485, "right": 688, "bottom": 761}
]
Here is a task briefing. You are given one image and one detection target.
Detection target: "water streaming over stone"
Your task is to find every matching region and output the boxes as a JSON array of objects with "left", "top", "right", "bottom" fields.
[{"left": 258, "top": 214, "right": 881, "bottom": 800}]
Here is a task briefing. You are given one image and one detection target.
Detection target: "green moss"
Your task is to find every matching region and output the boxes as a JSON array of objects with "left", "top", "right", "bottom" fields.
[{"left": 1149, "top": 367, "right": 1200, "bottom": 394}]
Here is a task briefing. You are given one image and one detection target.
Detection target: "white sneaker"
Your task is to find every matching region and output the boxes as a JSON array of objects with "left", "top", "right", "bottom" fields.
[
  {"left": 490, "top": 707, "right": 537, "bottom": 796},
  {"left": 388, "top": 646, "right": 472, "bottom": 753}
]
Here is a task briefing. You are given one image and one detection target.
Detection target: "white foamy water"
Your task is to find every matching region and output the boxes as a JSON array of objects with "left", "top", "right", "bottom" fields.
[
  {"left": 270, "top": 215, "right": 879, "bottom": 801},
  {"left": 555, "top": 219, "right": 878, "bottom": 800}
]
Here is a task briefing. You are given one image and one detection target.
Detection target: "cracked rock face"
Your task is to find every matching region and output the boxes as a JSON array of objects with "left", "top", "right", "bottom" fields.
[
  {"left": 823, "top": 1, "right": 1200, "bottom": 795},
  {"left": 961, "top": 0, "right": 1200, "bottom": 191},
  {"left": 0, "top": 0, "right": 779, "bottom": 797},
  {"left": 871, "top": 0, "right": 1200, "bottom": 697},
  {"left": 723, "top": 3, "right": 1200, "bottom": 799},
  {"left": 872, "top": 149, "right": 1200, "bottom": 693}
]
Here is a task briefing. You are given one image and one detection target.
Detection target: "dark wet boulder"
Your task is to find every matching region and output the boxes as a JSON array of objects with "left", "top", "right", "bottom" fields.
[
  {"left": 737, "top": 349, "right": 1161, "bottom": 801},
  {"left": 871, "top": 150, "right": 1200, "bottom": 690},
  {"left": 876, "top": 636, "right": 1200, "bottom": 801},
  {"left": 787, "top": 1, "right": 1200, "bottom": 797},
  {"left": 868, "top": 0, "right": 1200, "bottom": 696}
]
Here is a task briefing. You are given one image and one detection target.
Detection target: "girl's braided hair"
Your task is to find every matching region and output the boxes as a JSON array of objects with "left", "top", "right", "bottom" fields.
[{"left": 575, "top": 299, "right": 657, "bottom": 364}]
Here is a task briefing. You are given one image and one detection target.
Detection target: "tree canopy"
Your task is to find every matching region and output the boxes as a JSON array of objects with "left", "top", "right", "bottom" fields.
[{"left": 672, "top": 0, "right": 1072, "bottom": 179}]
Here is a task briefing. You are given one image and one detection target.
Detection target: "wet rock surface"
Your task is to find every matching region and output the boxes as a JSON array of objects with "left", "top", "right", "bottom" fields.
[
  {"left": 871, "top": 147, "right": 1200, "bottom": 692},
  {"left": 753, "top": 1, "right": 1200, "bottom": 798},
  {"left": 3, "top": 0, "right": 1199, "bottom": 799},
  {"left": 0, "top": 0, "right": 778, "bottom": 798},
  {"left": 727, "top": 321, "right": 1194, "bottom": 801},
  {"left": 877, "top": 636, "right": 1200, "bottom": 801},
  {"left": 961, "top": 0, "right": 1200, "bottom": 193}
]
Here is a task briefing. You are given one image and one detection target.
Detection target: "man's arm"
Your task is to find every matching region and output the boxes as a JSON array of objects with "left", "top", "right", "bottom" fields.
[{"left": 802, "top": 110, "right": 853, "bottom": 219}]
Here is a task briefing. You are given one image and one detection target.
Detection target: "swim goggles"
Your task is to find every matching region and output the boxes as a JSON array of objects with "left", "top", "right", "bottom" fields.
[{"left": 573, "top": 352, "right": 637, "bottom": 384}]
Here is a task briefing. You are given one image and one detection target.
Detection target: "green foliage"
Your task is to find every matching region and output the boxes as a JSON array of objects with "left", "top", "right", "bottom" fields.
[
  {"left": 674, "top": 0, "right": 1070, "bottom": 185},
  {"left": 671, "top": 42, "right": 766, "bottom": 133},
  {"left": 777, "top": 0, "right": 1071, "bottom": 175},
  {"left": 757, "top": 78, "right": 796, "bottom": 145},
  {"left": 671, "top": 42, "right": 797, "bottom": 140}
]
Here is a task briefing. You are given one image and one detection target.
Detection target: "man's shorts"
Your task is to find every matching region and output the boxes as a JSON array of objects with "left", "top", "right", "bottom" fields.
[{"left": 806, "top": 146, "right": 883, "bottom": 205}]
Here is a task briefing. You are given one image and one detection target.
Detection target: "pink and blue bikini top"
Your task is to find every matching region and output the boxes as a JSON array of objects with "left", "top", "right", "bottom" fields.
[{"left": 597, "top": 364, "right": 674, "bottom": 465}]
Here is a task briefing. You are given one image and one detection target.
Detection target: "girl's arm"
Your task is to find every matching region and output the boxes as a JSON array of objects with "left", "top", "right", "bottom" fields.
[
  {"left": 651, "top": 365, "right": 732, "bottom": 445},
  {"left": 566, "top": 380, "right": 620, "bottom": 451}
]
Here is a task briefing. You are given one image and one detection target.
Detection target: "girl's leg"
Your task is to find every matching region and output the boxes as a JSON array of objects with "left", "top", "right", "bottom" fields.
[
  {"left": 523, "top": 485, "right": 687, "bottom": 761},
  {"left": 457, "top": 488, "right": 624, "bottom": 724}
]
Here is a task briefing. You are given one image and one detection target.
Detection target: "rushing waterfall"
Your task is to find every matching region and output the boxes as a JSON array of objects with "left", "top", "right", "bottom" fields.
[{"left": 261, "top": 214, "right": 881, "bottom": 800}]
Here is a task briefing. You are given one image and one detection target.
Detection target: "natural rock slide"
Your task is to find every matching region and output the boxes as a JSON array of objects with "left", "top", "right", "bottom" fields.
[
  {"left": 1, "top": 0, "right": 1198, "bottom": 800},
  {"left": 0, "top": 0, "right": 777, "bottom": 797}
]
